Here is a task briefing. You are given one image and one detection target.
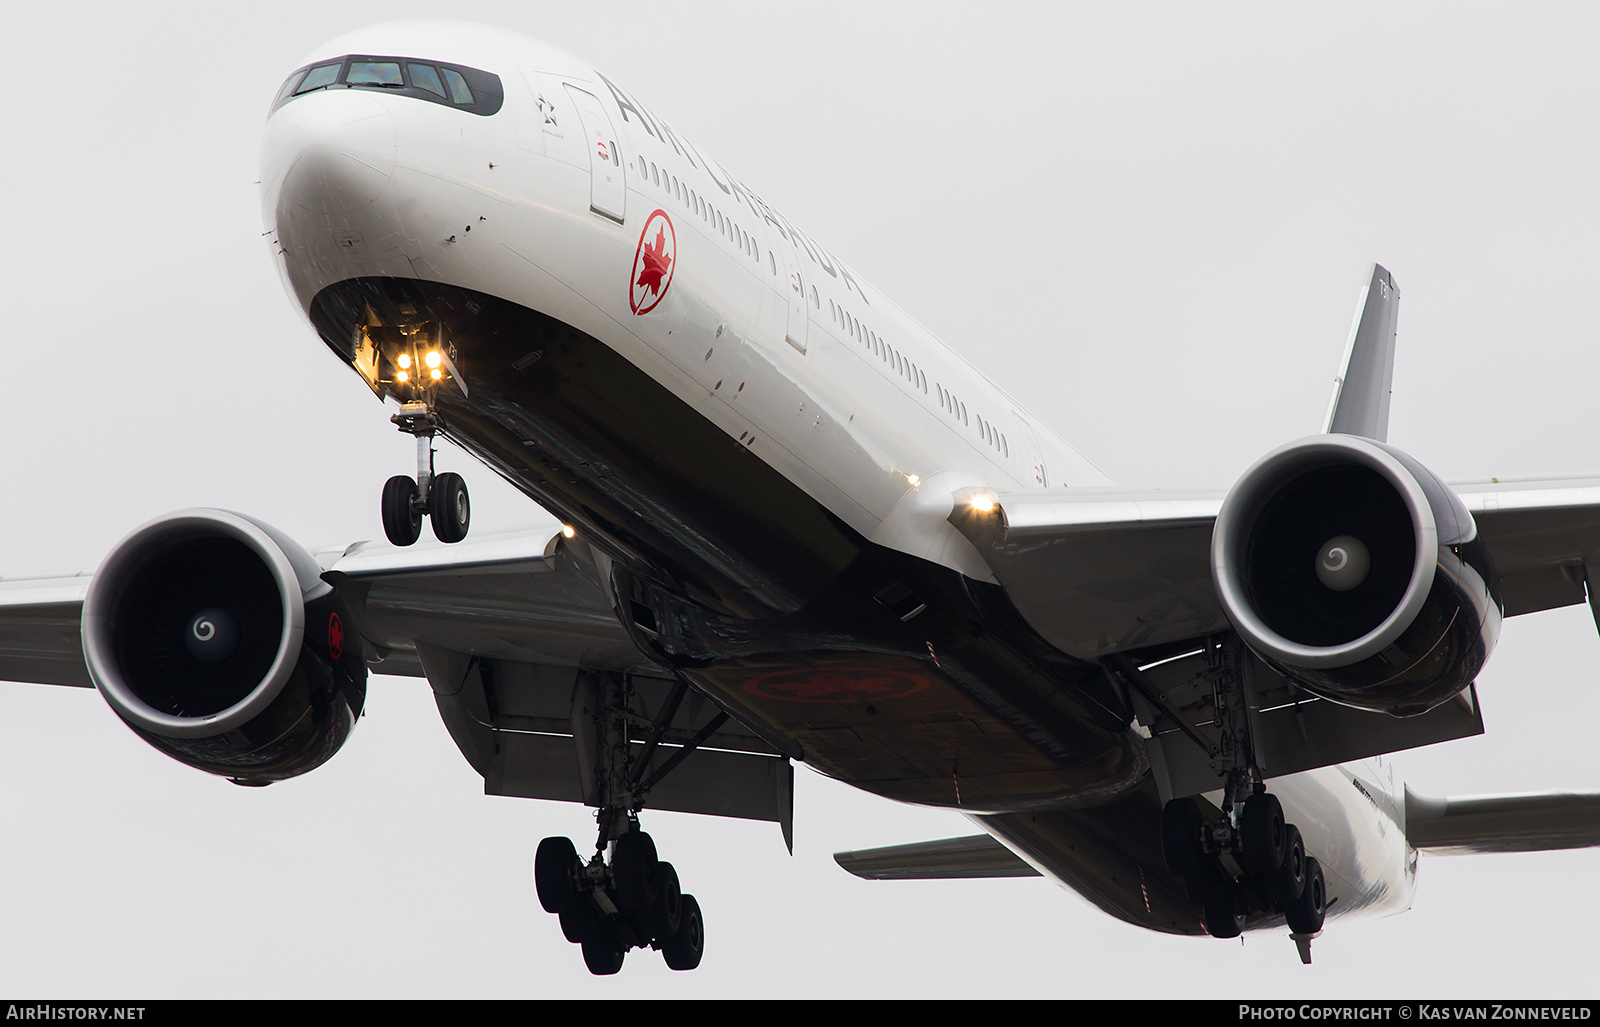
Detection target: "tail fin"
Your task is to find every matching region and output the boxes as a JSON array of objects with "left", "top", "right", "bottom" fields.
[{"left": 1323, "top": 263, "right": 1400, "bottom": 441}]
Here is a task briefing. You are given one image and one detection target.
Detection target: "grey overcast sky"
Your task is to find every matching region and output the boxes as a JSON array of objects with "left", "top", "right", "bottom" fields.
[{"left": 3, "top": 0, "right": 1599, "bottom": 998}]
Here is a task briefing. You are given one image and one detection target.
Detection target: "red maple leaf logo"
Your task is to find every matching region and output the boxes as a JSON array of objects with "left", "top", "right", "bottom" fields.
[{"left": 636, "top": 226, "right": 672, "bottom": 297}]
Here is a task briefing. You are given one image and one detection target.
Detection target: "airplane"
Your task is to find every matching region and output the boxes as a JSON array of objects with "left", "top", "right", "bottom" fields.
[{"left": 9, "top": 11, "right": 1600, "bottom": 985}]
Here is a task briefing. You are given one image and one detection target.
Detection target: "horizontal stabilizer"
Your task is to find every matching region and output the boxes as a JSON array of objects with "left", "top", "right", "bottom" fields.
[
  {"left": 0, "top": 575, "right": 93, "bottom": 688},
  {"left": 833, "top": 834, "right": 1040, "bottom": 880},
  {"left": 1406, "top": 788, "right": 1600, "bottom": 855},
  {"left": 1323, "top": 263, "right": 1399, "bottom": 441}
]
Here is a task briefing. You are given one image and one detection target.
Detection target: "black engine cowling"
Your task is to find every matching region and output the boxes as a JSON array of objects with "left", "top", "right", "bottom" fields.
[
  {"left": 1212, "top": 435, "right": 1501, "bottom": 715},
  {"left": 81, "top": 510, "right": 366, "bottom": 784}
]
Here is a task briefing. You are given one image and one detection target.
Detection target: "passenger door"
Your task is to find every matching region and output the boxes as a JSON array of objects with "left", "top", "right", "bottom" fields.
[{"left": 563, "top": 85, "right": 626, "bottom": 223}]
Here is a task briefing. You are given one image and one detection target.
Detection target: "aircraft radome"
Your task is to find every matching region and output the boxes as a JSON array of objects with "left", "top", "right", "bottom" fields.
[{"left": 1, "top": 3, "right": 1597, "bottom": 998}]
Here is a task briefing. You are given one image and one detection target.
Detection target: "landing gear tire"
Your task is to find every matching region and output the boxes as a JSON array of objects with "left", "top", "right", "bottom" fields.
[
  {"left": 643, "top": 860, "right": 683, "bottom": 943},
  {"left": 1161, "top": 798, "right": 1204, "bottom": 876},
  {"left": 1242, "top": 792, "right": 1286, "bottom": 874},
  {"left": 662, "top": 893, "right": 704, "bottom": 971},
  {"left": 581, "top": 935, "right": 625, "bottom": 976},
  {"left": 613, "top": 830, "right": 659, "bottom": 910},
  {"left": 1204, "top": 889, "right": 1246, "bottom": 939},
  {"left": 1285, "top": 856, "right": 1327, "bottom": 934},
  {"left": 381, "top": 475, "right": 422, "bottom": 546},
  {"left": 1271, "top": 824, "right": 1307, "bottom": 906},
  {"left": 535, "top": 836, "right": 580, "bottom": 914},
  {"left": 560, "top": 905, "right": 601, "bottom": 945},
  {"left": 1184, "top": 863, "right": 1230, "bottom": 906},
  {"left": 429, "top": 471, "right": 470, "bottom": 543}
]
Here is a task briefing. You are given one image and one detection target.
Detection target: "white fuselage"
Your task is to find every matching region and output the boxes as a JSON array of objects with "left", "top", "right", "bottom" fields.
[{"left": 260, "top": 20, "right": 1415, "bottom": 933}]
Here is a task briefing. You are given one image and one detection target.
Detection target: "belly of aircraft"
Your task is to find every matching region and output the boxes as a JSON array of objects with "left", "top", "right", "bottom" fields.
[{"left": 310, "top": 276, "right": 1148, "bottom": 814}]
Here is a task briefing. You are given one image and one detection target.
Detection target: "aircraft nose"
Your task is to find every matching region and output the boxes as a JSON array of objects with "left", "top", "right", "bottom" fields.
[{"left": 268, "top": 92, "right": 396, "bottom": 214}]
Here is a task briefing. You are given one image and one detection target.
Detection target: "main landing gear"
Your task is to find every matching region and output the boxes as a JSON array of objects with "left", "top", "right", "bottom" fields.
[
  {"left": 381, "top": 402, "right": 470, "bottom": 546},
  {"left": 533, "top": 674, "right": 717, "bottom": 974},
  {"left": 1161, "top": 789, "right": 1327, "bottom": 951},
  {"left": 1134, "top": 641, "right": 1327, "bottom": 960},
  {"left": 535, "top": 826, "right": 705, "bottom": 975}
]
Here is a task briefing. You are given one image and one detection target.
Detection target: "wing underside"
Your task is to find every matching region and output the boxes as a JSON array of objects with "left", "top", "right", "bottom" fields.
[{"left": 0, "top": 527, "right": 795, "bottom": 836}]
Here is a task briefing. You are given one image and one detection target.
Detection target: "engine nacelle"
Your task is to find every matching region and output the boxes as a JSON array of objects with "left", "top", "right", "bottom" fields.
[
  {"left": 82, "top": 510, "right": 366, "bottom": 784},
  {"left": 1212, "top": 435, "right": 1501, "bottom": 715}
]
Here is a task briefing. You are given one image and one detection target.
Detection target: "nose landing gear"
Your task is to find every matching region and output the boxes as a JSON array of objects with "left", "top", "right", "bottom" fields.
[{"left": 380, "top": 404, "right": 470, "bottom": 546}]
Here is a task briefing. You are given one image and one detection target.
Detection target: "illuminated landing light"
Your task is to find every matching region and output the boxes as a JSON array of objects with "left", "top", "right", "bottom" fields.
[
  {"left": 562, "top": 524, "right": 576, "bottom": 539},
  {"left": 396, "top": 369, "right": 409, "bottom": 383},
  {"left": 425, "top": 350, "right": 442, "bottom": 369},
  {"left": 397, "top": 353, "right": 412, "bottom": 370},
  {"left": 971, "top": 495, "right": 996, "bottom": 513},
  {"left": 906, "top": 474, "right": 920, "bottom": 486},
  {"left": 430, "top": 368, "right": 443, "bottom": 381}
]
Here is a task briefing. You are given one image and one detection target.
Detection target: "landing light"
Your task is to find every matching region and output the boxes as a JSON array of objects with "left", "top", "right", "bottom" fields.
[
  {"left": 971, "top": 495, "right": 996, "bottom": 513},
  {"left": 425, "top": 350, "right": 442, "bottom": 369},
  {"left": 396, "top": 369, "right": 409, "bottom": 383},
  {"left": 906, "top": 474, "right": 920, "bottom": 486},
  {"left": 397, "top": 353, "right": 412, "bottom": 370},
  {"left": 562, "top": 524, "right": 576, "bottom": 539},
  {"left": 430, "top": 368, "right": 443, "bottom": 381}
]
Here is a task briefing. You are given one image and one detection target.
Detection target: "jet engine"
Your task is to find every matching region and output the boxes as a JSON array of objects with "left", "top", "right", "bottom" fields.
[
  {"left": 1212, "top": 435, "right": 1501, "bottom": 715},
  {"left": 81, "top": 510, "right": 366, "bottom": 784}
]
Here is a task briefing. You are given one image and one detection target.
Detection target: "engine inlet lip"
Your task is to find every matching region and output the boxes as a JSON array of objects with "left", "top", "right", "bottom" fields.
[
  {"left": 1212, "top": 435, "right": 1438, "bottom": 669},
  {"left": 82, "top": 510, "right": 306, "bottom": 739}
]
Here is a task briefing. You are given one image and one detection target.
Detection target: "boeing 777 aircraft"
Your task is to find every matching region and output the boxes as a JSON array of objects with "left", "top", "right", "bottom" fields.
[{"left": 6, "top": 10, "right": 1600, "bottom": 995}]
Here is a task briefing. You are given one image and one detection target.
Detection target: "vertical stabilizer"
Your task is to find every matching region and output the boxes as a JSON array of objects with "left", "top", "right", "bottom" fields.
[{"left": 1322, "top": 263, "right": 1399, "bottom": 441}]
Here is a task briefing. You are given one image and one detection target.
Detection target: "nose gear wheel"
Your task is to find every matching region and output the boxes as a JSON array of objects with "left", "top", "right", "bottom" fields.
[{"left": 379, "top": 410, "right": 470, "bottom": 546}]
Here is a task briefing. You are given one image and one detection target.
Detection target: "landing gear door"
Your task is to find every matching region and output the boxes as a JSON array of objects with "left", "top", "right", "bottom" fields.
[{"left": 564, "top": 85, "right": 626, "bottom": 224}]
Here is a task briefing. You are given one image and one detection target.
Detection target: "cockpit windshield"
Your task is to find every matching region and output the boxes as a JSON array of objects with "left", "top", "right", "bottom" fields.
[{"left": 269, "top": 55, "right": 502, "bottom": 117}]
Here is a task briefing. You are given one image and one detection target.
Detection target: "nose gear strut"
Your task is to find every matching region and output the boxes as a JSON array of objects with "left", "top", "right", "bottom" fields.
[{"left": 381, "top": 402, "right": 470, "bottom": 546}]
